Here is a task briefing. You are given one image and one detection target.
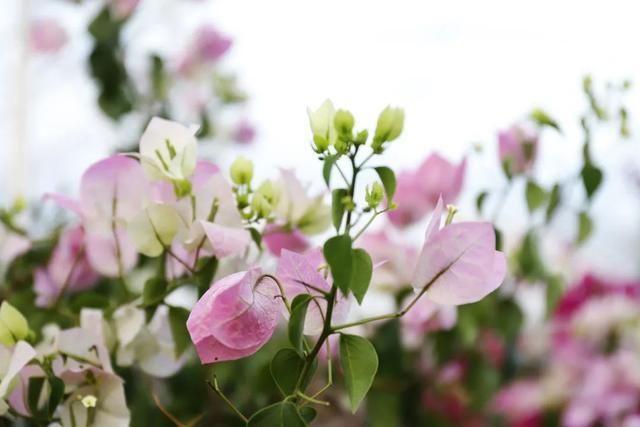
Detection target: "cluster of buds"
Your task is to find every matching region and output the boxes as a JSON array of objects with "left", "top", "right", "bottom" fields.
[
  {"left": 230, "top": 157, "right": 281, "bottom": 222},
  {"left": 307, "top": 100, "right": 404, "bottom": 156}
]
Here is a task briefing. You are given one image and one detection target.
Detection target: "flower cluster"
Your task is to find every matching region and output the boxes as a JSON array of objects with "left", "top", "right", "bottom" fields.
[{"left": 0, "top": 99, "right": 508, "bottom": 425}]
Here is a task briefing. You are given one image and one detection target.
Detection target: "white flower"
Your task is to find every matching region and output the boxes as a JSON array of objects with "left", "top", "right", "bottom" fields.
[{"left": 139, "top": 117, "right": 199, "bottom": 183}]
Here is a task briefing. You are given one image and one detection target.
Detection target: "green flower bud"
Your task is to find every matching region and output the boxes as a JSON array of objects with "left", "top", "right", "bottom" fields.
[
  {"left": 334, "top": 138, "right": 349, "bottom": 154},
  {"left": 251, "top": 193, "right": 272, "bottom": 218},
  {"left": 256, "top": 180, "right": 280, "bottom": 205},
  {"left": 365, "top": 182, "right": 384, "bottom": 209},
  {"left": 307, "top": 99, "right": 337, "bottom": 151},
  {"left": 372, "top": 106, "right": 404, "bottom": 153},
  {"left": 354, "top": 129, "right": 369, "bottom": 145},
  {"left": 334, "top": 109, "right": 355, "bottom": 140},
  {"left": 0, "top": 301, "right": 30, "bottom": 346},
  {"left": 230, "top": 156, "right": 254, "bottom": 185},
  {"left": 313, "top": 135, "right": 330, "bottom": 153}
]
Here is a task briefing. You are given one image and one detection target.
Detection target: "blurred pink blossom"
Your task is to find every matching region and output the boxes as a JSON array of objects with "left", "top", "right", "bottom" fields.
[
  {"left": 263, "top": 224, "right": 309, "bottom": 256},
  {"left": 498, "top": 123, "right": 539, "bottom": 175},
  {"left": 358, "top": 229, "right": 417, "bottom": 290},
  {"left": 34, "top": 225, "right": 98, "bottom": 307},
  {"left": 232, "top": 120, "right": 256, "bottom": 144},
  {"left": 400, "top": 296, "right": 456, "bottom": 347},
  {"left": 388, "top": 153, "right": 466, "bottom": 228},
  {"left": 0, "top": 225, "right": 30, "bottom": 267},
  {"left": 30, "top": 19, "right": 67, "bottom": 53},
  {"left": 178, "top": 25, "right": 232, "bottom": 74},
  {"left": 109, "top": 0, "right": 140, "bottom": 19}
]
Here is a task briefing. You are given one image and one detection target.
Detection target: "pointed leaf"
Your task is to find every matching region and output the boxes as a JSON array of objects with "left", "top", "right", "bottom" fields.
[
  {"left": 270, "top": 348, "right": 303, "bottom": 396},
  {"left": 581, "top": 163, "right": 603, "bottom": 200},
  {"left": 142, "top": 278, "right": 167, "bottom": 307},
  {"left": 247, "top": 401, "right": 307, "bottom": 427},
  {"left": 525, "top": 180, "right": 547, "bottom": 213},
  {"left": 322, "top": 154, "right": 340, "bottom": 187},
  {"left": 577, "top": 211, "right": 593, "bottom": 244},
  {"left": 350, "top": 249, "right": 372, "bottom": 304},
  {"left": 331, "top": 189, "right": 348, "bottom": 232},
  {"left": 288, "top": 294, "right": 313, "bottom": 353},
  {"left": 323, "top": 235, "right": 353, "bottom": 294},
  {"left": 545, "top": 183, "right": 561, "bottom": 223},
  {"left": 374, "top": 167, "right": 396, "bottom": 201},
  {"left": 339, "top": 333, "right": 378, "bottom": 413},
  {"left": 168, "top": 306, "right": 191, "bottom": 357},
  {"left": 47, "top": 376, "right": 65, "bottom": 417}
]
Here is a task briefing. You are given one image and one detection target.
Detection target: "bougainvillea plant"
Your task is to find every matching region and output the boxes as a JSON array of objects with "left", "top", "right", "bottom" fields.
[{"left": 0, "top": 100, "right": 508, "bottom": 426}]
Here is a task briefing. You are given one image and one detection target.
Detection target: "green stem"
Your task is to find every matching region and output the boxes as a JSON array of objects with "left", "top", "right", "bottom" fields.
[
  {"left": 295, "top": 391, "right": 329, "bottom": 406},
  {"left": 207, "top": 377, "right": 248, "bottom": 423},
  {"left": 331, "top": 271, "right": 443, "bottom": 331},
  {"left": 258, "top": 274, "right": 292, "bottom": 314}
]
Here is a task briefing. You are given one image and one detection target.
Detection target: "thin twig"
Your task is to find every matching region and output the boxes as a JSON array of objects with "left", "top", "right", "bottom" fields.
[{"left": 207, "top": 377, "right": 248, "bottom": 423}]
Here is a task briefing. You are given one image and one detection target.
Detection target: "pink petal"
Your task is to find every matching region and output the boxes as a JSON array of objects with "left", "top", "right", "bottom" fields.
[
  {"left": 43, "top": 193, "right": 82, "bottom": 216},
  {"left": 387, "top": 171, "right": 429, "bottom": 228},
  {"left": 263, "top": 224, "right": 309, "bottom": 256},
  {"left": 199, "top": 221, "right": 251, "bottom": 258},
  {"left": 210, "top": 269, "right": 280, "bottom": 350},
  {"left": 30, "top": 19, "right": 67, "bottom": 53},
  {"left": 80, "top": 155, "right": 150, "bottom": 232},
  {"left": 276, "top": 249, "right": 350, "bottom": 335},
  {"left": 413, "top": 221, "right": 506, "bottom": 305},
  {"left": 85, "top": 228, "right": 138, "bottom": 277},
  {"left": 187, "top": 269, "right": 281, "bottom": 363},
  {"left": 416, "top": 154, "right": 466, "bottom": 206}
]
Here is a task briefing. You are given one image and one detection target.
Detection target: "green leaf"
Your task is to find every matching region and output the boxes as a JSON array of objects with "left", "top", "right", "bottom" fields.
[
  {"left": 350, "top": 249, "right": 373, "bottom": 304},
  {"left": 288, "top": 295, "right": 313, "bottom": 353},
  {"left": 47, "top": 376, "right": 65, "bottom": 417},
  {"left": 270, "top": 348, "right": 309, "bottom": 396},
  {"left": 248, "top": 227, "right": 263, "bottom": 249},
  {"left": 514, "top": 232, "right": 547, "bottom": 281},
  {"left": 322, "top": 154, "right": 339, "bottom": 187},
  {"left": 27, "top": 377, "right": 45, "bottom": 416},
  {"left": 331, "top": 189, "right": 348, "bottom": 232},
  {"left": 525, "top": 180, "right": 547, "bottom": 213},
  {"left": 142, "top": 278, "right": 167, "bottom": 307},
  {"left": 368, "top": 389, "right": 402, "bottom": 427},
  {"left": 545, "top": 184, "right": 561, "bottom": 224},
  {"left": 247, "top": 401, "right": 307, "bottom": 427},
  {"left": 339, "top": 334, "right": 379, "bottom": 413},
  {"left": 374, "top": 167, "right": 397, "bottom": 201},
  {"left": 299, "top": 407, "right": 317, "bottom": 424},
  {"left": 581, "top": 163, "right": 603, "bottom": 200},
  {"left": 475, "top": 191, "right": 488, "bottom": 214},
  {"left": 195, "top": 256, "right": 218, "bottom": 297},
  {"left": 168, "top": 306, "right": 191, "bottom": 357},
  {"left": 530, "top": 108, "right": 561, "bottom": 132},
  {"left": 577, "top": 211, "right": 593, "bottom": 244},
  {"left": 545, "top": 275, "right": 564, "bottom": 318},
  {"left": 69, "top": 293, "right": 110, "bottom": 313},
  {"left": 323, "top": 235, "right": 353, "bottom": 294}
]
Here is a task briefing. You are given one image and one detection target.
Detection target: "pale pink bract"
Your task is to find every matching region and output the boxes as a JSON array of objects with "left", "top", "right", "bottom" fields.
[
  {"left": 276, "top": 249, "right": 351, "bottom": 335},
  {"left": 413, "top": 198, "right": 506, "bottom": 305},
  {"left": 187, "top": 268, "right": 282, "bottom": 363}
]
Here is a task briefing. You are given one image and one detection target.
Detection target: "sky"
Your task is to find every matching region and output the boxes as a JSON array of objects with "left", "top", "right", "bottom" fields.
[{"left": 2, "top": 0, "right": 640, "bottom": 278}]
